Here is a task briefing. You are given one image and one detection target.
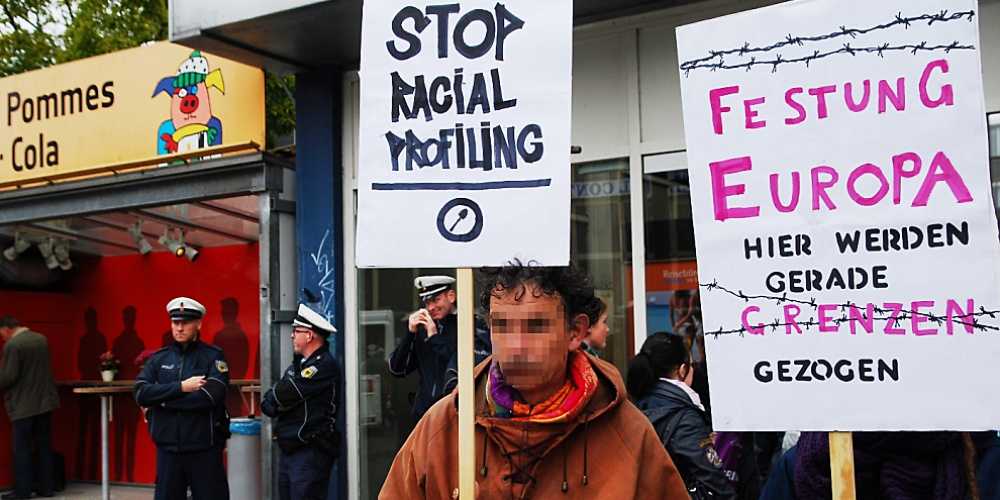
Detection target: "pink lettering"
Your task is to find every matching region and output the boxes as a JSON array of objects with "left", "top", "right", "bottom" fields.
[
  {"left": 769, "top": 172, "right": 800, "bottom": 212},
  {"left": 848, "top": 303, "right": 874, "bottom": 335},
  {"left": 883, "top": 303, "right": 905, "bottom": 335},
  {"left": 784, "top": 87, "right": 806, "bottom": 125},
  {"left": 911, "top": 300, "right": 937, "bottom": 336},
  {"left": 844, "top": 80, "right": 871, "bottom": 112},
  {"left": 808, "top": 85, "right": 837, "bottom": 119},
  {"left": 878, "top": 77, "right": 906, "bottom": 113},
  {"left": 811, "top": 166, "right": 839, "bottom": 211},
  {"left": 744, "top": 97, "right": 766, "bottom": 129},
  {"left": 818, "top": 304, "right": 838, "bottom": 333},
  {"left": 709, "top": 156, "right": 760, "bottom": 221},
  {"left": 783, "top": 304, "right": 802, "bottom": 334},
  {"left": 709, "top": 86, "right": 739, "bottom": 135},
  {"left": 891, "top": 152, "right": 921, "bottom": 205},
  {"left": 846, "top": 163, "right": 890, "bottom": 206},
  {"left": 946, "top": 298, "right": 975, "bottom": 335},
  {"left": 919, "top": 59, "right": 954, "bottom": 108},
  {"left": 912, "top": 151, "right": 973, "bottom": 206},
  {"left": 741, "top": 306, "right": 765, "bottom": 335}
]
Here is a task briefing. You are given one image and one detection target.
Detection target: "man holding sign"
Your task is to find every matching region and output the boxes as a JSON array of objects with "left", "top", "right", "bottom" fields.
[{"left": 380, "top": 263, "right": 688, "bottom": 499}]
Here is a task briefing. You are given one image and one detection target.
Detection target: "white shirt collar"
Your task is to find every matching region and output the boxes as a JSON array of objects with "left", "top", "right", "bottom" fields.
[{"left": 659, "top": 377, "right": 706, "bottom": 412}]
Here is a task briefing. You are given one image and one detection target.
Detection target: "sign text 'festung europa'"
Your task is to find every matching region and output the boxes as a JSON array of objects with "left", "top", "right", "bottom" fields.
[{"left": 678, "top": 0, "right": 1000, "bottom": 431}]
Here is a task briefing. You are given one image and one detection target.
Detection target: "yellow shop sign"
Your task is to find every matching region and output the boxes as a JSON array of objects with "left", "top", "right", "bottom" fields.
[{"left": 0, "top": 42, "right": 264, "bottom": 184}]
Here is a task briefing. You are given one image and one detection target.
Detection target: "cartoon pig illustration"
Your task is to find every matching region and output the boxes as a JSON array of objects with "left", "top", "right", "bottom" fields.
[{"left": 152, "top": 50, "right": 225, "bottom": 154}]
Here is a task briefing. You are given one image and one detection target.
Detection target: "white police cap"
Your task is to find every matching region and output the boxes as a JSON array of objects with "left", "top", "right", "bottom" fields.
[
  {"left": 166, "top": 297, "right": 206, "bottom": 321},
  {"left": 414, "top": 275, "right": 456, "bottom": 299},
  {"left": 292, "top": 303, "right": 337, "bottom": 336}
]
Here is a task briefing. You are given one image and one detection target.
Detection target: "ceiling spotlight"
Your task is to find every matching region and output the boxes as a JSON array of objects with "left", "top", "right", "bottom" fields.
[
  {"left": 3, "top": 232, "right": 31, "bottom": 261},
  {"left": 184, "top": 245, "right": 199, "bottom": 262},
  {"left": 159, "top": 228, "right": 184, "bottom": 256},
  {"left": 53, "top": 238, "right": 72, "bottom": 271},
  {"left": 37, "top": 238, "right": 59, "bottom": 270},
  {"left": 128, "top": 220, "right": 152, "bottom": 255}
]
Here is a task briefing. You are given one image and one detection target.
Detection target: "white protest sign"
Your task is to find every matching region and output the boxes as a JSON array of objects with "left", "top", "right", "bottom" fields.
[
  {"left": 357, "top": 1, "right": 572, "bottom": 268},
  {"left": 678, "top": 0, "right": 1000, "bottom": 431}
]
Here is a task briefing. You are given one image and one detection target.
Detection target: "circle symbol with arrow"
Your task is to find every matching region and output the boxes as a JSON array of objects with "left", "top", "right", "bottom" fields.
[{"left": 436, "top": 198, "right": 484, "bottom": 243}]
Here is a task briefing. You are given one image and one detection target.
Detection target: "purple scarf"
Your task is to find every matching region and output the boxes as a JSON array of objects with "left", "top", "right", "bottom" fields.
[{"left": 794, "top": 432, "right": 966, "bottom": 500}]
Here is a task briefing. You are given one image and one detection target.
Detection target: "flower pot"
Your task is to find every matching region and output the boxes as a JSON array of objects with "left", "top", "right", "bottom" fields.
[{"left": 100, "top": 370, "right": 115, "bottom": 382}]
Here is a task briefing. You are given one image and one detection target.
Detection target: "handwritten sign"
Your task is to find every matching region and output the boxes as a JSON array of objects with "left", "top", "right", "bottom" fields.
[
  {"left": 678, "top": 0, "right": 1000, "bottom": 430},
  {"left": 356, "top": 0, "right": 572, "bottom": 268}
]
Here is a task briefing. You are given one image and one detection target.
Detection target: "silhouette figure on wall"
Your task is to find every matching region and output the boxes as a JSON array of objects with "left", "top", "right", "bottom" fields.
[
  {"left": 76, "top": 308, "right": 107, "bottom": 480},
  {"left": 213, "top": 298, "right": 249, "bottom": 416},
  {"left": 112, "top": 306, "right": 144, "bottom": 483}
]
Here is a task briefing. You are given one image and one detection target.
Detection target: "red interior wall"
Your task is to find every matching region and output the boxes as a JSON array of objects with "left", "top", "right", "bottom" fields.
[{"left": 0, "top": 243, "right": 259, "bottom": 487}]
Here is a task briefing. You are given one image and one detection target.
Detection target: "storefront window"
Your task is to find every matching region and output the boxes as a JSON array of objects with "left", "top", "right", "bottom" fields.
[
  {"left": 355, "top": 267, "right": 431, "bottom": 500},
  {"left": 640, "top": 164, "right": 704, "bottom": 362},
  {"left": 571, "top": 159, "right": 634, "bottom": 370}
]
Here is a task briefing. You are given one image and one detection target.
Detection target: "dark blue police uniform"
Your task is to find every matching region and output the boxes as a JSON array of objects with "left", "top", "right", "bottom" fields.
[
  {"left": 261, "top": 303, "right": 340, "bottom": 500},
  {"left": 134, "top": 297, "right": 230, "bottom": 500}
]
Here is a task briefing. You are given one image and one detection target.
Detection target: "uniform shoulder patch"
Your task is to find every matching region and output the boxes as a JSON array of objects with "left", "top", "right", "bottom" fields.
[
  {"left": 215, "top": 360, "right": 229, "bottom": 373},
  {"left": 301, "top": 366, "right": 318, "bottom": 379}
]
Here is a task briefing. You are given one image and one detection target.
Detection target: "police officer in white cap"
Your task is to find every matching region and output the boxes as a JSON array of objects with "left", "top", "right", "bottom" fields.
[
  {"left": 389, "top": 276, "right": 491, "bottom": 421},
  {"left": 261, "top": 303, "right": 340, "bottom": 500},
  {"left": 134, "top": 297, "right": 230, "bottom": 500}
]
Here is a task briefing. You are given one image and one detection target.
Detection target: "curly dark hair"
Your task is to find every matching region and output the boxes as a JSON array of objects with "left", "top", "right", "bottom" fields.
[{"left": 477, "top": 260, "right": 596, "bottom": 322}]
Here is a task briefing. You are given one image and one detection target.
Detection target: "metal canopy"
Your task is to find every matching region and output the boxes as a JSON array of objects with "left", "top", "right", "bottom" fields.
[
  {"left": 0, "top": 153, "right": 291, "bottom": 257},
  {"left": 170, "top": 0, "right": 705, "bottom": 73}
]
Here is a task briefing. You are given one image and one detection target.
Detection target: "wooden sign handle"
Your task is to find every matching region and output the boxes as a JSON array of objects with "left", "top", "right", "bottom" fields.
[
  {"left": 457, "top": 268, "right": 476, "bottom": 499},
  {"left": 829, "top": 431, "right": 857, "bottom": 499}
]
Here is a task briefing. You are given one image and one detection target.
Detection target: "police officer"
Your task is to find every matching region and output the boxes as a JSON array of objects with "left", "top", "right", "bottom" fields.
[
  {"left": 261, "top": 303, "right": 340, "bottom": 500},
  {"left": 134, "top": 297, "right": 230, "bottom": 500},
  {"left": 389, "top": 276, "right": 491, "bottom": 420}
]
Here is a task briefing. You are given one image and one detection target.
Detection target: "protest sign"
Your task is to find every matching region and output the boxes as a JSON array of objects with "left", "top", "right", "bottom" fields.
[
  {"left": 678, "top": 0, "right": 1000, "bottom": 430},
  {"left": 356, "top": 0, "right": 572, "bottom": 268}
]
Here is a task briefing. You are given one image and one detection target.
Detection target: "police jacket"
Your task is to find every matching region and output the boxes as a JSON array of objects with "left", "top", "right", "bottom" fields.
[
  {"left": 134, "top": 340, "right": 230, "bottom": 453},
  {"left": 388, "top": 313, "right": 491, "bottom": 419},
  {"left": 261, "top": 343, "right": 340, "bottom": 456},
  {"left": 442, "top": 323, "right": 492, "bottom": 395},
  {"left": 637, "top": 380, "right": 736, "bottom": 499}
]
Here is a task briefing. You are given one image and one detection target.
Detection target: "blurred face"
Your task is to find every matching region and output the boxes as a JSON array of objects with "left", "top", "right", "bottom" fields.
[
  {"left": 291, "top": 326, "right": 316, "bottom": 355},
  {"left": 423, "top": 289, "right": 457, "bottom": 321},
  {"left": 587, "top": 311, "right": 610, "bottom": 350},
  {"left": 489, "top": 282, "right": 588, "bottom": 394},
  {"left": 171, "top": 319, "right": 201, "bottom": 343},
  {"left": 0, "top": 327, "right": 12, "bottom": 341}
]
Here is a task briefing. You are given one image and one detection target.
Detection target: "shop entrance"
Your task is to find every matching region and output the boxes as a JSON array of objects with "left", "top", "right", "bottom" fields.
[{"left": 0, "top": 152, "right": 292, "bottom": 491}]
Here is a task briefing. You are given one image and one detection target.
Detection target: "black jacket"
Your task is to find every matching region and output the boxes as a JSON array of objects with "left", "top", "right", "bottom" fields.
[
  {"left": 637, "top": 380, "right": 735, "bottom": 499},
  {"left": 134, "top": 340, "right": 230, "bottom": 453},
  {"left": 388, "top": 313, "right": 491, "bottom": 419},
  {"left": 261, "top": 343, "right": 340, "bottom": 455}
]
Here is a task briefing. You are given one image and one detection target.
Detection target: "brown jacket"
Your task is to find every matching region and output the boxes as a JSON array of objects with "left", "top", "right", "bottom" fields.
[{"left": 380, "top": 354, "right": 690, "bottom": 499}]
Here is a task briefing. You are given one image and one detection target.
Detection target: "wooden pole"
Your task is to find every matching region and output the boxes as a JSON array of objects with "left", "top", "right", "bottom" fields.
[
  {"left": 829, "top": 432, "right": 857, "bottom": 499},
  {"left": 457, "top": 268, "right": 476, "bottom": 499}
]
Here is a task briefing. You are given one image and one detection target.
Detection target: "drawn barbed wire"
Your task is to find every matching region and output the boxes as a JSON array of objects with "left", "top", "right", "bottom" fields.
[
  {"left": 680, "top": 9, "right": 976, "bottom": 76},
  {"left": 698, "top": 279, "right": 1000, "bottom": 337}
]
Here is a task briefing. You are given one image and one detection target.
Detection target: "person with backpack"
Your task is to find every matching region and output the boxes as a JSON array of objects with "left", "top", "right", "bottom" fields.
[{"left": 628, "top": 332, "right": 735, "bottom": 499}]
